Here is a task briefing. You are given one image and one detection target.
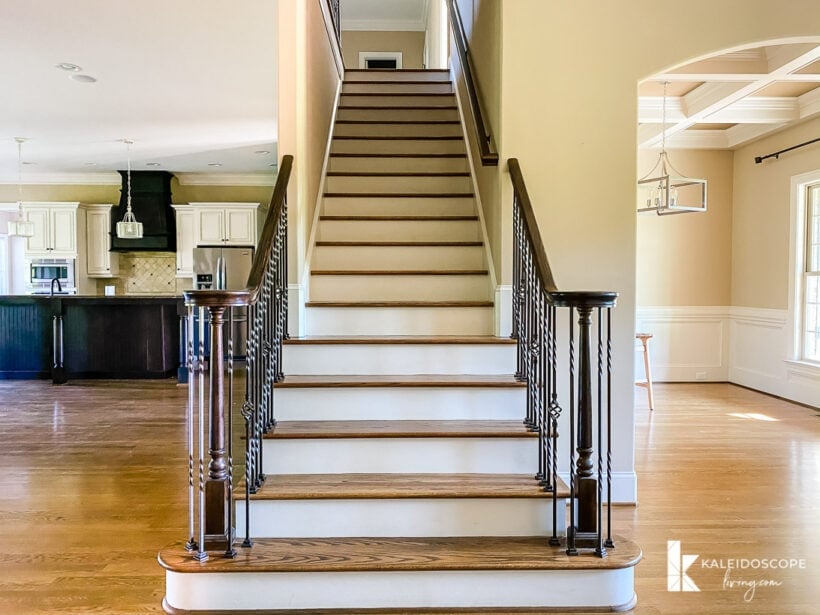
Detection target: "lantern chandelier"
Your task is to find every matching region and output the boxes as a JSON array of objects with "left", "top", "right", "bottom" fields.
[
  {"left": 7, "top": 138, "right": 36, "bottom": 238},
  {"left": 638, "top": 81, "right": 707, "bottom": 215},
  {"left": 116, "top": 138, "right": 144, "bottom": 239}
]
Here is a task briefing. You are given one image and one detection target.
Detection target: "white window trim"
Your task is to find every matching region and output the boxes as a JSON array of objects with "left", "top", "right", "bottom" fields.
[
  {"left": 358, "top": 51, "right": 403, "bottom": 69},
  {"left": 787, "top": 168, "right": 820, "bottom": 370}
]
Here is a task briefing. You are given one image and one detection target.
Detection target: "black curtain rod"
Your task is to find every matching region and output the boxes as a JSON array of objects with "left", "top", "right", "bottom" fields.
[{"left": 754, "top": 137, "right": 819, "bottom": 164}]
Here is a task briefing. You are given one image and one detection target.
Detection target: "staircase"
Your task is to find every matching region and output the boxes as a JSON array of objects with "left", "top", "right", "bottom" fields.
[{"left": 160, "top": 70, "right": 640, "bottom": 614}]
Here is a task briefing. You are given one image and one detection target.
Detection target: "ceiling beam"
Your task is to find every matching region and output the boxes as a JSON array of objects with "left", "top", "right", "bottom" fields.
[
  {"left": 639, "top": 46, "right": 820, "bottom": 148},
  {"left": 725, "top": 123, "right": 788, "bottom": 148}
]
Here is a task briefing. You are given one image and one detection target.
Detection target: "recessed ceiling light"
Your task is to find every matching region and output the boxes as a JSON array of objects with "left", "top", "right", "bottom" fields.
[
  {"left": 55, "top": 62, "right": 82, "bottom": 72},
  {"left": 71, "top": 74, "right": 97, "bottom": 83},
  {"left": 254, "top": 150, "right": 271, "bottom": 155},
  {"left": 145, "top": 162, "right": 161, "bottom": 167},
  {"left": 208, "top": 163, "right": 222, "bottom": 167},
  {"left": 83, "top": 162, "right": 97, "bottom": 166},
  {"left": 268, "top": 163, "right": 277, "bottom": 167},
  {"left": 22, "top": 161, "right": 36, "bottom": 166}
]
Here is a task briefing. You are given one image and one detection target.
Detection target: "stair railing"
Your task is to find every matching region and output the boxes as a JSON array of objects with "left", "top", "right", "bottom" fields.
[
  {"left": 509, "top": 158, "right": 617, "bottom": 557},
  {"left": 444, "top": 0, "right": 498, "bottom": 166},
  {"left": 182, "top": 155, "right": 293, "bottom": 561}
]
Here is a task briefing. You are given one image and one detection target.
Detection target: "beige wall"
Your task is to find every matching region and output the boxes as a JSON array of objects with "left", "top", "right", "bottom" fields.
[
  {"left": 731, "top": 117, "right": 820, "bottom": 310},
  {"left": 452, "top": 0, "right": 504, "bottom": 283},
  {"left": 636, "top": 149, "right": 734, "bottom": 306},
  {"left": 498, "top": 0, "right": 820, "bottom": 488},
  {"left": 341, "top": 31, "right": 425, "bottom": 69},
  {"left": 278, "top": 0, "right": 342, "bottom": 335}
]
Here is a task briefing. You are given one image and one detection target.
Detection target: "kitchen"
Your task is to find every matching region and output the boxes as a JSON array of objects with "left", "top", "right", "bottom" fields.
[{"left": 0, "top": 168, "right": 272, "bottom": 383}]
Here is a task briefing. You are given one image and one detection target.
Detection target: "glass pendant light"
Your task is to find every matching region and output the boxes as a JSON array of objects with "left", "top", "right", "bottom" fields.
[
  {"left": 638, "top": 82, "right": 707, "bottom": 215},
  {"left": 116, "top": 139, "right": 144, "bottom": 239},
  {"left": 7, "top": 138, "right": 35, "bottom": 238}
]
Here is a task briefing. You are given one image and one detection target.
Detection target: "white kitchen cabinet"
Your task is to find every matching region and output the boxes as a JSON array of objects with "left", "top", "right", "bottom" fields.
[
  {"left": 172, "top": 205, "right": 195, "bottom": 277},
  {"left": 190, "top": 203, "right": 262, "bottom": 247},
  {"left": 22, "top": 202, "right": 79, "bottom": 258},
  {"left": 84, "top": 205, "right": 119, "bottom": 277}
]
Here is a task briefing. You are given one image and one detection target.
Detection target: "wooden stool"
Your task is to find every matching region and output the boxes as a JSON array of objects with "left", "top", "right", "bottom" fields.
[{"left": 635, "top": 333, "right": 655, "bottom": 411}]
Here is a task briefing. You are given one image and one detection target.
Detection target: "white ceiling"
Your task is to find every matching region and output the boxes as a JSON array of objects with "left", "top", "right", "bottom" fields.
[
  {"left": 0, "top": 0, "right": 277, "bottom": 182},
  {"left": 341, "top": 0, "right": 428, "bottom": 31},
  {"left": 639, "top": 42, "right": 820, "bottom": 150}
]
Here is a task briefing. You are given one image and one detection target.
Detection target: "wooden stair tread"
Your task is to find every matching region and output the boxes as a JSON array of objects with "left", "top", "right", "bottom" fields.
[
  {"left": 338, "top": 105, "right": 459, "bottom": 110},
  {"left": 331, "top": 136, "right": 463, "bottom": 141},
  {"left": 268, "top": 420, "right": 535, "bottom": 439},
  {"left": 246, "top": 473, "right": 567, "bottom": 500},
  {"left": 317, "top": 218, "right": 478, "bottom": 224},
  {"left": 329, "top": 153, "right": 467, "bottom": 158},
  {"left": 326, "top": 172, "right": 470, "bottom": 177},
  {"left": 315, "top": 241, "right": 482, "bottom": 247},
  {"left": 305, "top": 301, "right": 493, "bottom": 308},
  {"left": 324, "top": 193, "right": 474, "bottom": 198},
  {"left": 345, "top": 68, "right": 451, "bottom": 73},
  {"left": 310, "top": 270, "right": 488, "bottom": 276},
  {"left": 336, "top": 120, "right": 460, "bottom": 125},
  {"left": 284, "top": 335, "right": 516, "bottom": 345},
  {"left": 277, "top": 374, "right": 524, "bottom": 388},
  {"left": 159, "top": 535, "right": 640, "bottom": 574},
  {"left": 340, "top": 92, "right": 455, "bottom": 96},
  {"left": 344, "top": 80, "right": 452, "bottom": 85}
]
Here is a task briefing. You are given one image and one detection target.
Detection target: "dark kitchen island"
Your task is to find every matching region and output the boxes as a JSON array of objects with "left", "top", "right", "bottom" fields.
[{"left": 0, "top": 295, "right": 184, "bottom": 382}]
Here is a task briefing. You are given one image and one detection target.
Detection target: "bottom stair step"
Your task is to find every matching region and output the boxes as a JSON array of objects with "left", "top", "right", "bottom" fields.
[{"left": 160, "top": 536, "right": 641, "bottom": 613}]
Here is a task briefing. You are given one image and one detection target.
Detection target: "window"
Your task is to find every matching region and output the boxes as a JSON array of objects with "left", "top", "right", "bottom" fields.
[{"left": 803, "top": 183, "right": 820, "bottom": 362}]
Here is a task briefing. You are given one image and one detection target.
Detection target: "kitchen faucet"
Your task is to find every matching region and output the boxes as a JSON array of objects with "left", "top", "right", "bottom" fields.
[{"left": 50, "top": 278, "right": 63, "bottom": 296}]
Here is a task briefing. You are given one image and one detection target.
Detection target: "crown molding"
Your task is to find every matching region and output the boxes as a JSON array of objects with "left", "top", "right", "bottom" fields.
[
  {"left": 664, "top": 130, "right": 729, "bottom": 150},
  {"left": 342, "top": 18, "right": 426, "bottom": 32},
  {"left": 174, "top": 173, "right": 276, "bottom": 186},
  {"left": 798, "top": 86, "right": 820, "bottom": 118},
  {"left": 0, "top": 172, "right": 120, "bottom": 185}
]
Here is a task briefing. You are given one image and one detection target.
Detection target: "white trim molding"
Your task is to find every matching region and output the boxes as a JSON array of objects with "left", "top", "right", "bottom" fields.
[
  {"left": 175, "top": 173, "right": 276, "bottom": 186},
  {"left": 0, "top": 172, "right": 120, "bottom": 185},
  {"left": 342, "top": 19, "right": 427, "bottom": 32}
]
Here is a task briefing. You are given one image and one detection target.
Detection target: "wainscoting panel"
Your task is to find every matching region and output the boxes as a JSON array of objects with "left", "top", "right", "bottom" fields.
[{"left": 635, "top": 307, "right": 730, "bottom": 381}]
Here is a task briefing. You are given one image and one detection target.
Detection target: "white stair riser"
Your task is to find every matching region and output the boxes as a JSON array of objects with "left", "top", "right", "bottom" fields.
[
  {"left": 342, "top": 82, "right": 453, "bottom": 94},
  {"left": 340, "top": 94, "right": 456, "bottom": 107},
  {"left": 284, "top": 343, "right": 515, "bottom": 375},
  {"left": 323, "top": 195, "right": 475, "bottom": 217},
  {"left": 331, "top": 138, "right": 465, "bottom": 155},
  {"left": 337, "top": 108, "right": 459, "bottom": 122},
  {"left": 345, "top": 71, "right": 451, "bottom": 82},
  {"left": 334, "top": 122, "right": 462, "bottom": 138},
  {"left": 236, "top": 498, "right": 563, "bottom": 538},
  {"left": 312, "top": 245, "right": 485, "bottom": 270},
  {"left": 325, "top": 174, "right": 471, "bottom": 193},
  {"left": 166, "top": 568, "right": 633, "bottom": 612},
  {"left": 274, "top": 388, "right": 525, "bottom": 420},
  {"left": 263, "top": 438, "right": 537, "bottom": 474},
  {"left": 306, "top": 306, "right": 493, "bottom": 335},
  {"left": 316, "top": 219, "right": 480, "bottom": 242},
  {"left": 309, "top": 274, "right": 491, "bottom": 302},
  {"left": 328, "top": 156, "right": 469, "bottom": 174}
]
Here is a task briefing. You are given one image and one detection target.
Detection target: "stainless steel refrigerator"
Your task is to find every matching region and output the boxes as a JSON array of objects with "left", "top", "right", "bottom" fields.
[{"left": 192, "top": 246, "right": 254, "bottom": 357}]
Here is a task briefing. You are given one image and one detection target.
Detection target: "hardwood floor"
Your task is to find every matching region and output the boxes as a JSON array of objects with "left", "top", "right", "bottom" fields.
[{"left": 0, "top": 380, "right": 817, "bottom": 614}]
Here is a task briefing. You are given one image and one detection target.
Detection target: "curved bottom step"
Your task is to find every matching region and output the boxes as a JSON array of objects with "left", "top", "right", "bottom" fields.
[{"left": 160, "top": 536, "right": 640, "bottom": 613}]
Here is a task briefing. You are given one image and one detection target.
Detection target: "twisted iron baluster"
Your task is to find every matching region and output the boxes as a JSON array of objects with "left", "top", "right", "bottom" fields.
[
  {"left": 185, "top": 305, "right": 197, "bottom": 552},
  {"left": 224, "top": 307, "right": 237, "bottom": 559},
  {"left": 567, "top": 307, "right": 577, "bottom": 556},
  {"left": 605, "top": 307, "right": 615, "bottom": 550},
  {"left": 194, "top": 307, "right": 208, "bottom": 562},
  {"left": 595, "top": 307, "right": 606, "bottom": 558},
  {"left": 548, "top": 303, "right": 561, "bottom": 546}
]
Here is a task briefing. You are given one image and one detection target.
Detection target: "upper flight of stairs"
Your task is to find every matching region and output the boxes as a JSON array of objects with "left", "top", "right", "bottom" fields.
[{"left": 160, "top": 69, "right": 639, "bottom": 614}]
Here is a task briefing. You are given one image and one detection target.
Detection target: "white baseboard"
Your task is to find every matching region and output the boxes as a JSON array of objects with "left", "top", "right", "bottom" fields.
[{"left": 495, "top": 285, "right": 512, "bottom": 337}]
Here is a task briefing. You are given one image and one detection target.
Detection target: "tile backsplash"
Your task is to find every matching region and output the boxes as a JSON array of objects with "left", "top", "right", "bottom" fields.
[{"left": 95, "top": 252, "right": 192, "bottom": 296}]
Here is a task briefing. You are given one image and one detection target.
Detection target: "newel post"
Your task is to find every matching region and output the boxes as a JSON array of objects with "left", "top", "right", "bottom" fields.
[
  {"left": 575, "top": 306, "right": 597, "bottom": 534},
  {"left": 204, "top": 305, "right": 230, "bottom": 548}
]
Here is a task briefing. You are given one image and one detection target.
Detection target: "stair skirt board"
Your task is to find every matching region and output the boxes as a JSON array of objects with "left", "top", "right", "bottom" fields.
[
  {"left": 283, "top": 343, "right": 514, "bottom": 375},
  {"left": 274, "top": 388, "right": 525, "bottom": 421},
  {"left": 305, "top": 306, "right": 494, "bottom": 336},
  {"left": 262, "top": 438, "right": 537, "bottom": 474},
  {"left": 235, "top": 499, "right": 565, "bottom": 538},
  {"left": 164, "top": 568, "right": 635, "bottom": 612}
]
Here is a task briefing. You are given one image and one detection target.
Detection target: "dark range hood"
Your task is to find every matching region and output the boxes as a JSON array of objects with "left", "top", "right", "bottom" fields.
[{"left": 111, "top": 170, "right": 176, "bottom": 252}]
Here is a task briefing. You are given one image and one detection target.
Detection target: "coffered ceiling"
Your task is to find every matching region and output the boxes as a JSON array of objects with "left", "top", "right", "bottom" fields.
[{"left": 638, "top": 42, "right": 820, "bottom": 150}]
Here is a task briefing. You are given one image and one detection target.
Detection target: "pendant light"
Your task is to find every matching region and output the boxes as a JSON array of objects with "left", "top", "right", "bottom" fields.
[
  {"left": 116, "top": 139, "right": 143, "bottom": 239},
  {"left": 7, "top": 138, "right": 35, "bottom": 238},
  {"left": 638, "top": 82, "right": 707, "bottom": 215}
]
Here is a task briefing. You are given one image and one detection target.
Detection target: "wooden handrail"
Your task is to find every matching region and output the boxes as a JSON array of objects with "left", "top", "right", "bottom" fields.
[
  {"left": 246, "top": 155, "right": 293, "bottom": 303},
  {"left": 444, "top": 0, "right": 498, "bottom": 167}
]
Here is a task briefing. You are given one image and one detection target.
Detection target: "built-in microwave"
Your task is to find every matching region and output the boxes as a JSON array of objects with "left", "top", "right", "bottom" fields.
[{"left": 28, "top": 258, "right": 76, "bottom": 293}]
